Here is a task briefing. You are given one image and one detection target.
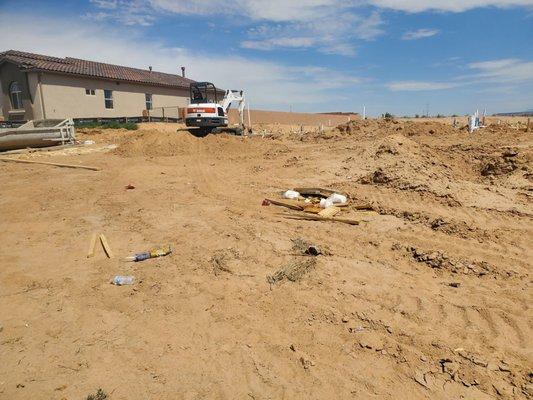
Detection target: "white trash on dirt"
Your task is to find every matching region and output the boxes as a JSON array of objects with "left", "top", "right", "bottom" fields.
[
  {"left": 320, "top": 193, "right": 347, "bottom": 208},
  {"left": 320, "top": 198, "right": 334, "bottom": 208},
  {"left": 329, "top": 193, "right": 347, "bottom": 204},
  {"left": 112, "top": 276, "right": 135, "bottom": 285},
  {"left": 283, "top": 190, "right": 300, "bottom": 199}
]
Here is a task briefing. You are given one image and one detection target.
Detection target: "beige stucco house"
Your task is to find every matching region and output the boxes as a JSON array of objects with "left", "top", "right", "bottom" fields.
[{"left": 0, "top": 50, "right": 195, "bottom": 121}]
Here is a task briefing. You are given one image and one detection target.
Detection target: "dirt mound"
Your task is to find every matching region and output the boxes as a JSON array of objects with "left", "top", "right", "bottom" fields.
[
  {"left": 358, "top": 134, "right": 453, "bottom": 188},
  {"left": 113, "top": 130, "right": 253, "bottom": 157},
  {"left": 335, "top": 119, "right": 457, "bottom": 138}
]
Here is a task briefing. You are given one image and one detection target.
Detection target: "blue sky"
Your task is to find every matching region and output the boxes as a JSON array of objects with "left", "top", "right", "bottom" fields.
[{"left": 0, "top": 0, "right": 532, "bottom": 115}]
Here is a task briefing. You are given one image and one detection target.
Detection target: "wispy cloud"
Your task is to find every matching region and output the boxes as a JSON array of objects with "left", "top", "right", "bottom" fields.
[
  {"left": 387, "top": 58, "right": 533, "bottom": 91},
  {"left": 387, "top": 81, "right": 457, "bottom": 91},
  {"left": 369, "top": 0, "right": 533, "bottom": 13},
  {"left": 402, "top": 28, "right": 439, "bottom": 40},
  {"left": 241, "top": 37, "right": 317, "bottom": 51},
  {"left": 86, "top": 0, "right": 154, "bottom": 25},
  {"left": 467, "top": 58, "right": 533, "bottom": 82},
  {"left": 88, "top": 0, "right": 384, "bottom": 56}
]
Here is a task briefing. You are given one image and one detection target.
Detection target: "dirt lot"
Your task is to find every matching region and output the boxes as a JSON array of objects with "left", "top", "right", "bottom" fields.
[{"left": 0, "top": 118, "right": 531, "bottom": 399}]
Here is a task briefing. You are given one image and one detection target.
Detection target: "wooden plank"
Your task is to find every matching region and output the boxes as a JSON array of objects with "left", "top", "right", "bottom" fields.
[
  {"left": 99, "top": 234, "right": 114, "bottom": 259},
  {"left": 351, "top": 202, "right": 374, "bottom": 210},
  {"left": 265, "top": 198, "right": 304, "bottom": 211},
  {"left": 0, "top": 157, "right": 100, "bottom": 171},
  {"left": 318, "top": 206, "right": 341, "bottom": 218},
  {"left": 303, "top": 205, "right": 322, "bottom": 214},
  {"left": 284, "top": 214, "right": 359, "bottom": 226},
  {"left": 86, "top": 233, "right": 98, "bottom": 258},
  {"left": 0, "top": 144, "right": 81, "bottom": 156}
]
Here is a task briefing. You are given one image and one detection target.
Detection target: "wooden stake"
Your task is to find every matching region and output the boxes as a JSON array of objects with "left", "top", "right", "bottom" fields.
[
  {"left": 99, "top": 234, "right": 114, "bottom": 258},
  {"left": 87, "top": 233, "right": 98, "bottom": 258},
  {"left": 0, "top": 157, "right": 100, "bottom": 171}
]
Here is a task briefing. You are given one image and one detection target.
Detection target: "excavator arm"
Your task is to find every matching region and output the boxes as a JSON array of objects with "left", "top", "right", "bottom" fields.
[{"left": 221, "top": 90, "right": 246, "bottom": 126}]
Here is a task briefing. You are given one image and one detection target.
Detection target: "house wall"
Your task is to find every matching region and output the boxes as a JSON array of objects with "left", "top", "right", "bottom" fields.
[
  {"left": 40, "top": 73, "right": 190, "bottom": 119},
  {"left": 0, "top": 62, "right": 36, "bottom": 120},
  {"left": 0, "top": 75, "right": 3, "bottom": 120}
]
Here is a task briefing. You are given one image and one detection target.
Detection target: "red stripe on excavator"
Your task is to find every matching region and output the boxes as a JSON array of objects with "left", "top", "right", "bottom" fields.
[{"left": 187, "top": 107, "right": 216, "bottom": 113}]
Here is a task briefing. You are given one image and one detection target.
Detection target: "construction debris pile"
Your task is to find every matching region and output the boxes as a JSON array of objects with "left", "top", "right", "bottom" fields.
[{"left": 263, "top": 187, "right": 374, "bottom": 225}]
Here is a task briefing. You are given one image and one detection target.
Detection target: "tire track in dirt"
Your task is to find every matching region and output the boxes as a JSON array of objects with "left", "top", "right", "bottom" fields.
[{"left": 497, "top": 311, "right": 527, "bottom": 348}]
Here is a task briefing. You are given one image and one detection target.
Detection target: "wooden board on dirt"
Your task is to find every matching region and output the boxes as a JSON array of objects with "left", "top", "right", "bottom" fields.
[{"left": 318, "top": 206, "right": 341, "bottom": 218}]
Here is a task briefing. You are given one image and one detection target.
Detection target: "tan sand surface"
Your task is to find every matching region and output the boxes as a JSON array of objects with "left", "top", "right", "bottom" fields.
[{"left": 0, "top": 118, "right": 531, "bottom": 399}]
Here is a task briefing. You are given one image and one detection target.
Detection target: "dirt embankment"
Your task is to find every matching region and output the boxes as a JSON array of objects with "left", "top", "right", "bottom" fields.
[
  {"left": 0, "top": 118, "right": 531, "bottom": 399},
  {"left": 228, "top": 108, "right": 359, "bottom": 126}
]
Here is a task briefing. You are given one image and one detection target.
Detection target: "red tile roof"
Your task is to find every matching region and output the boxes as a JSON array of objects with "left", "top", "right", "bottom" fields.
[{"left": 0, "top": 50, "right": 195, "bottom": 89}]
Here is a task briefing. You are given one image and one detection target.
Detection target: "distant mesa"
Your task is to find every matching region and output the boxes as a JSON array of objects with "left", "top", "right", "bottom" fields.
[{"left": 493, "top": 110, "right": 533, "bottom": 116}]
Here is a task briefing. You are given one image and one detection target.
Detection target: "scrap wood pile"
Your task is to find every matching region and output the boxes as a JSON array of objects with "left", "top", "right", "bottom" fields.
[{"left": 263, "top": 187, "right": 374, "bottom": 225}]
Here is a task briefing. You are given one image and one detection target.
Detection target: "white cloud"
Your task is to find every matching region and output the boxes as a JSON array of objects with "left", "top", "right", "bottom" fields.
[
  {"left": 89, "top": 0, "right": 119, "bottom": 9},
  {"left": 468, "top": 58, "right": 533, "bottom": 82},
  {"left": 88, "top": 0, "right": 383, "bottom": 56},
  {"left": 241, "top": 37, "right": 317, "bottom": 50},
  {"left": 402, "top": 28, "right": 439, "bottom": 40},
  {"left": 0, "top": 12, "right": 362, "bottom": 110},
  {"left": 151, "top": 0, "right": 345, "bottom": 22},
  {"left": 86, "top": 0, "right": 155, "bottom": 25},
  {"left": 152, "top": 0, "right": 533, "bottom": 17},
  {"left": 387, "top": 58, "right": 533, "bottom": 91},
  {"left": 239, "top": 11, "right": 382, "bottom": 55},
  {"left": 368, "top": 0, "right": 533, "bottom": 12},
  {"left": 387, "top": 81, "right": 458, "bottom": 91}
]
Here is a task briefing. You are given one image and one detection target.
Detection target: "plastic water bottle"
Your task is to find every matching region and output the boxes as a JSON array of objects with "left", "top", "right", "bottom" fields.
[{"left": 112, "top": 275, "right": 134, "bottom": 285}]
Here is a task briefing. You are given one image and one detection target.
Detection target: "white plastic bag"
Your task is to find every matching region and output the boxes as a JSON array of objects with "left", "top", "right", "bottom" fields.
[
  {"left": 283, "top": 190, "right": 300, "bottom": 199},
  {"left": 320, "top": 198, "right": 334, "bottom": 208},
  {"left": 329, "top": 193, "right": 347, "bottom": 204}
]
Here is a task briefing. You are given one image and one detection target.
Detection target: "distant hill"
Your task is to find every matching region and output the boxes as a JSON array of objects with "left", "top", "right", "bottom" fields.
[
  {"left": 318, "top": 112, "right": 359, "bottom": 116},
  {"left": 493, "top": 110, "right": 533, "bottom": 116}
]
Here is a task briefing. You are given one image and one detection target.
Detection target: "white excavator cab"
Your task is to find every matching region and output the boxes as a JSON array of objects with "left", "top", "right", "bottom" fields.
[{"left": 185, "top": 82, "right": 246, "bottom": 136}]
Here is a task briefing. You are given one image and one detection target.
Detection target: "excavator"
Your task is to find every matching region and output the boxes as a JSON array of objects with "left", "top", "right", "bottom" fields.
[{"left": 185, "top": 82, "right": 247, "bottom": 136}]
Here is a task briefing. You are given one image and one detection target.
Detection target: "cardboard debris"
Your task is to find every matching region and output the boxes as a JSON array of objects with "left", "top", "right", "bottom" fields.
[{"left": 318, "top": 206, "right": 341, "bottom": 218}]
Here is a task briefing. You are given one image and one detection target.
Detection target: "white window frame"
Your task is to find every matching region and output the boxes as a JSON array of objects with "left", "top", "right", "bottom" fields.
[
  {"left": 145, "top": 93, "right": 153, "bottom": 110},
  {"left": 9, "top": 81, "right": 23, "bottom": 110},
  {"left": 85, "top": 89, "right": 96, "bottom": 96},
  {"left": 104, "top": 89, "right": 114, "bottom": 109}
]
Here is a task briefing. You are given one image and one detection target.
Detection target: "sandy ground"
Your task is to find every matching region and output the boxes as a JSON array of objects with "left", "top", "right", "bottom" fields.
[{"left": 0, "top": 118, "right": 531, "bottom": 399}]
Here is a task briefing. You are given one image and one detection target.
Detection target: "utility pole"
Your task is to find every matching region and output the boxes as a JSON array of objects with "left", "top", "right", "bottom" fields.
[
  {"left": 363, "top": 105, "right": 366, "bottom": 120},
  {"left": 425, "top": 103, "right": 429, "bottom": 118}
]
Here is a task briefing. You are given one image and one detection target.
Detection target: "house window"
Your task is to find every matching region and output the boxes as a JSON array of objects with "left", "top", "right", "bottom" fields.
[
  {"left": 104, "top": 89, "right": 113, "bottom": 109},
  {"left": 85, "top": 89, "right": 95, "bottom": 96},
  {"left": 145, "top": 93, "right": 152, "bottom": 110},
  {"left": 9, "top": 81, "right": 23, "bottom": 109}
]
